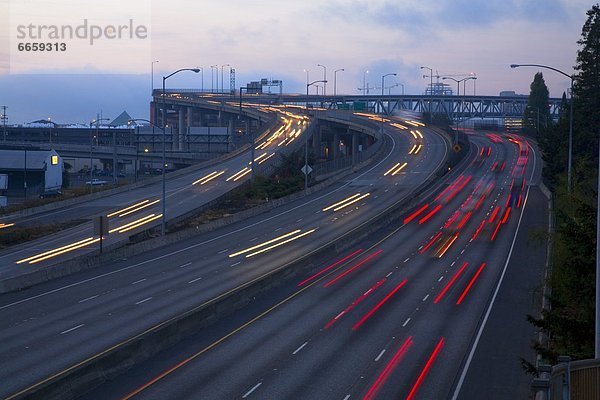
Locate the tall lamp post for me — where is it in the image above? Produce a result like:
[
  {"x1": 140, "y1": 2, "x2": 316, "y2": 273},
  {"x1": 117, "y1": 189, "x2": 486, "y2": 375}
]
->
[
  {"x1": 381, "y1": 73, "x2": 397, "y2": 115},
  {"x1": 421, "y1": 66, "x2": 433, "y2": 116},
  {"x1": 210, "y1": 65, "x2": 218, "y2": 92},
  {"x1": 317, "y1": 64, "x2": 327, "y2": 96},
  {"x1": 363, "y1": 70, "x2": 369, "y2": 95},
  {"x1": 198, "y1": 67, "x2": 204, "y2": 92},
  {"x1": 442, "y1": 76, "x2": 475, "y2": 134},
  {"x1": 306, "y1": 79, "x2": 327, "y2": 190},
  {"x1": 221, "y1": 64, "x2": 230, "y2": 93},
  {"x1": 334, "y1": 68, "x2": 344, "y2": 99},
  {"x1": 89, "y1": 116, "x2": 110, "y2": 193},
  {"x1": 510, "y1": 63, "x2": 574, "y2": 193},
  {"x1": 162, "y1": 68, "x2": 200, "y2": 235},
  {"x1": 128, "y1": 118, "x2": 156, "y2": 182}
]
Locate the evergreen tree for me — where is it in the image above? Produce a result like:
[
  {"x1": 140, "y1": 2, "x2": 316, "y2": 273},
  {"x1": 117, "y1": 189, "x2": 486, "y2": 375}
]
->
[{"x1": 523, "y1": 72, "x2": 551, "y2": 137}]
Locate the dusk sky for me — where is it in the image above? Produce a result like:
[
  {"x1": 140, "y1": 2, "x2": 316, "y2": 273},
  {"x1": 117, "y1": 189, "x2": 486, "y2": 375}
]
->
[{"x1": 0, "y1": 0, "x2": 592, "y2": 124}]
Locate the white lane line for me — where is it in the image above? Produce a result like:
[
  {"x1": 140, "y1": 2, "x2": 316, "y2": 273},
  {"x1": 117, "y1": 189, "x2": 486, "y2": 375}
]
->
[
  {"x1": 403, "y1": 318, "x2": 411, "y2": 327},
  {"x1": 296, "y1": 218, "x2": 303, "y2": 222},
  {"x1": 343, "y1": 396, "x2": 351, "y2": 400},
  {"x1": 438, "y1": 276, "x2": 444, "y2": 282},
  {"x1": 231, "y1": 262, "x2": 241, "y2": 267},
  {"x1": 218, "y1": 249, "x2": 229, "y2": 254},
  {"x1": 292, "y1": 341, "x2": 308, "y2": 355},
  {"x1": 78, "y1": 295, "x2": 99, "y2": 303},
  {"x1": 250, "y1": 237, "x2": 258, "y2": 242},
  {"x1": 275, "y1": 227, "x2": 282, "y2": 232},
  {"x1": 386, "y1": 271, "x2": 393, "y2": 278},
  {"x1": 404, "y1": 258, "x2": 410, "y2": 263},
  {"x1": 242, "y1": 382, "x2": 262, "y2": 398},
  {"x1": 178, "y1": 262, "x2": 192, "y2": 268},
  {"x1": 188, "y1": 277, "x2": 202, "y2": 284},
  {"x1": 135, "y1": 297, "x2": 152, "y2": 305},
  {"x1": 422, "y1": 294, "x2": 430, "y2": 302},
  {"x1": 61, "y1": 324, "x2": 84, "y2": 334},
  {"x1": 375, "y1": 349, "x2": 386, "y2": 362},
  {"x1": 131, "y1": 278, "x2": 146, "y2": 285},
  {"x1": 451, "y1": 261, "x2": 456, "y2": 267}
]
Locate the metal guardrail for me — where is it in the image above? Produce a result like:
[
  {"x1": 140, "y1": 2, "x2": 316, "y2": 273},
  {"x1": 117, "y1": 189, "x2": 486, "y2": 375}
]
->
[{"x1": 533, "y1": 357, "x2": 600, "y2": 400}]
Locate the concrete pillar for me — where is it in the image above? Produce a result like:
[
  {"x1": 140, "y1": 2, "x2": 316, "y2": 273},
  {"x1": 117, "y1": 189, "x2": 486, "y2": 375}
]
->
[
  {"x1": 333, "y1": 132, "x2": 340, "y2": 160},
  {"x1": 313, "y1": 126, "x2": 322, "y2": 157},
  {"x1": 352, "y1": 131, "x2": 359, "y2": 164},
  {"x1": 177, "y1": 108, "x2": 185, "y2": 151},
  {"x1": 228, "y1": 119, "x2": 234, "y2": 152}
]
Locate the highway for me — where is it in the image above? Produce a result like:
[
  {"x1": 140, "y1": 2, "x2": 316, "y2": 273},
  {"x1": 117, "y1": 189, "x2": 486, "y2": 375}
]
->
[
  {"x1": 0, "y1": 115, "x2": 451, "y2": 398},
  {"x1": 0, "y1": 108, "x2": 310, "y2": 277},
  {"x1": 79, "y1": 132, "x2": 540, "y2": 399}
]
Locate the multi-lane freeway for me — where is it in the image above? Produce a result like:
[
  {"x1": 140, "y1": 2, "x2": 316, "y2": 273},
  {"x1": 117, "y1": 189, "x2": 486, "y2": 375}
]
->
[
  {"x1": 0, "y1": 113, "x2": 454, "y2": 398},
  {"x1": 84, "y1": 132, "x2": 540, "y2": 399},
  {"x1": 0, "y1": 105, "x2": 546, "y2": 400}
]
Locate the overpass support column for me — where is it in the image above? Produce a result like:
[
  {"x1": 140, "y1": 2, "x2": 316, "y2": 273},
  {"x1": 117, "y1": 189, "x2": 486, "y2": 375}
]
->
[
  {"x1": 228, "y1": 119, "x2": 234, "y2": 152},
  {"x1": 332, "y1": 132, "x2": 340, "y2": 160},
  {"x1": 313, "y1": 126, "x2": 322, "y2": 157},
  {"x1": 352, "y1": 131, "x2": 359, "y2": 165},
  {"x1": 185, "y1": 107, "x2": 193, "y2": 151},
  {"x1": 177, "y1": 108, "x2": 185, "y2": 151}
]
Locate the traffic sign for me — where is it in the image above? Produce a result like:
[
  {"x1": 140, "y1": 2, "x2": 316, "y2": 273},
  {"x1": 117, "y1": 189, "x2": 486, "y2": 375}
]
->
[{"x1": 301, "y1": 165, "x2": 313, "y2": 175}]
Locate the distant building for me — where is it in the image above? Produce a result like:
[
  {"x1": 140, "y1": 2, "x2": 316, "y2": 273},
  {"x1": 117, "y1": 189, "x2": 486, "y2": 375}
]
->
[
  {"x1": 0, "y1": 149, "x2": 63, "y2": 197},
  {"x1": 499, "y1": 90, "x2": 527, "y2": 97}
]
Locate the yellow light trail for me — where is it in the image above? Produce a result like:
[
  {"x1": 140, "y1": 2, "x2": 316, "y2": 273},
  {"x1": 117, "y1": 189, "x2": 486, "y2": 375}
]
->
[
  {"x1": 119, "y1": 199, "x2": 161, "y2": 217},
  {"x1": 254, "y1": 153, "x2": 268, "y2": 163},
  {"x1": 384, "y1": 162, "x2": 408, "y2": 176},
  {"x1": 193, "y1": 171, "x2": 225, "y2": 186},
  {"x1": 233, "y1": 168, "x2": 252, "y2": 182},
  {"x1": 229, "y1": 229, "x2": 302, "y2": 258},
  {"x1": 118, "y1": 214, "x2": 163, "y2": 233},
  {"x1": 332, "y1": 193, "x2": 371, "y2": 212},
  {"x1": 390, "y1": 123, "x2": 408, "y2": 130},
  {"x1": 109, "y1": 214, "x2": 157, "y2": 234},
  {"x1": 408, "y1": 144, "x2": 417, "y2": 155},
  {"x1": 0, "y1": 223, "x2": 15, "y2": 229},
  {"x1": 16, "y1": 237, "x2": 98, "y2": 264},
  {"x1": 226, "y1": 167, "x2": 250, "y2": 182},
  {"x1": 27, "y1": 238, "x2": 101, "y2": 264},
  {"x1": 410, "y1": 130, "x2": 418, "y2": 139},
  {"x1": 405, "y1": 120, "x2": 421, "y2": 127},
  {"x1": 323, "y1": 193, "x2": 362, "y2": 211},
  {"x1": 258, "y1": 153, "x2": 275, "y2": 164},
  {"x1": 107, "y1": 200, "x2": 150, "y2": 218},
  {"x1": 245, "y1": 229, "x2": 317, "y2": 258},
  {"x1": 437, "y1": 233, "x2": 459, "y2": 258},
  {"x1": 414, "y1": 144, "x2": 424, "y2": 155},
  {"x1": 410, "y1": 120, "x2": 426, "y2": 127},
  {"x1": 416, "y1": 130, "x2": 424, "y2": 138}
]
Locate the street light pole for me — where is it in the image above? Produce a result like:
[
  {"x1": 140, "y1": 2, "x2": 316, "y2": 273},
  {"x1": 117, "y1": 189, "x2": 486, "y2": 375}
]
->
[
  {"x1": 210, "y1": 65, "x2": 218, "y2": 92},
  {"x1": 421, "y1": 66, "x2": 433, "y2": 117},
  {"x1": 305, "y1": 79, "x2": 327, "y2": 190},
  {"x1": 317, "y1": 64, "x2": 327, "y2": 96},
  {"x1": 162, "y1": 68, "x2": 200, "y2": 235},
  {"x1": 363, "y1": 70, "x2": 369, "y2": 95},
  {"x1": 334, "y1": 68, "x2": 344, "y2": 99},
  {"x1": 510, "y1": 63, "x2": 574, "y2": 193},
  {"x1": 381, "y1": 73, "x2": 397, "y2": 115},
  {"x1": 221, "y1": 64, "x2": 230, "y2": 93}
]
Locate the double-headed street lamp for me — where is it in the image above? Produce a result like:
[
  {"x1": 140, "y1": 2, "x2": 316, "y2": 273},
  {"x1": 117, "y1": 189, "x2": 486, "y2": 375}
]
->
[
  {"x1": 128, "y1": 118, "x2": 156, "y2": 182},
  {"x1": 317, "y1": 64, "x2": 327, "y2": 96},
  {"x1": 305, "y1": 79, "x2": 327, "y2": 190},
  {"x1": 421, "y1": 66, "x2": 434, "y2": 116},
  {"x1": 162, "y1": 68, "x2": 201, "y2": 235},
  {"x1": 510, "y1": 63, "x2": 574, "y2": 193}
]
